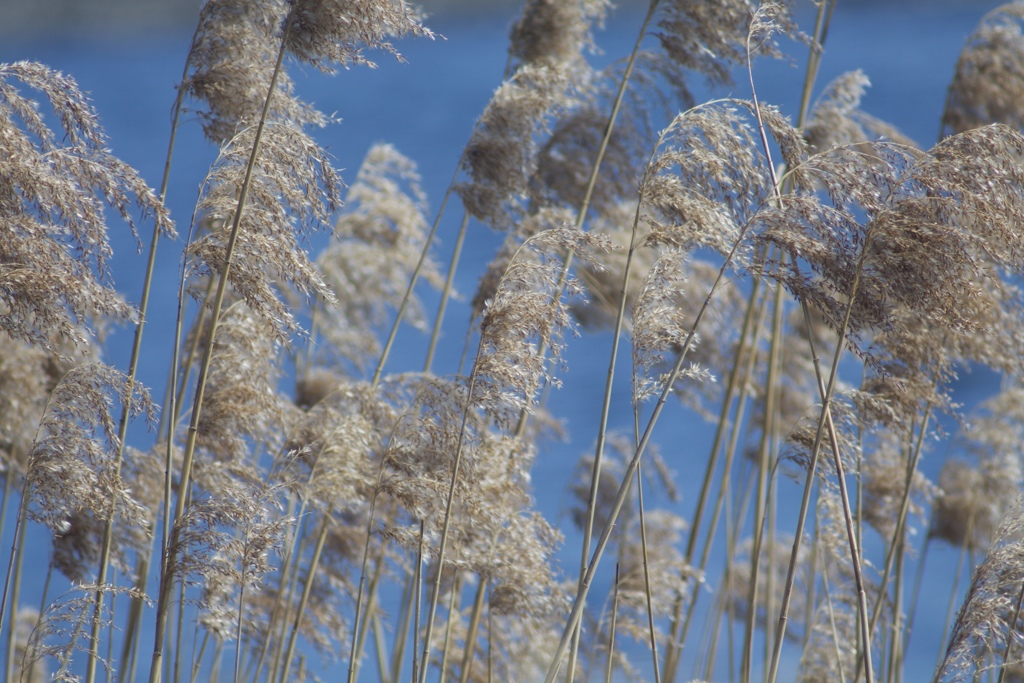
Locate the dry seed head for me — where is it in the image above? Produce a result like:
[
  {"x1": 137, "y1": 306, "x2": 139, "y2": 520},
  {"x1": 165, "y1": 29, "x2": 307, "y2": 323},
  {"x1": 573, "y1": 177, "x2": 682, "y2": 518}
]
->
[
  {"x1": 317, "y1": 144, "x2": 440, "y2": 371},
  {"x1": 285, "y1": 403, "x2": 379, "y2": 514},
  {"x1": 474, "y1": 226, "x2": 611, "y2": 420},
  {"x1": 570, "y1": 201, "x2": 653, "y2": 331},
  {"x1": 630, "y1": 249, "x2": 716, "y2": 405},
  {"x1": 185, "y1": 0, "x2": 323, "y2": 143},
  {"x1": 26, "y1": 363, "x2": 153, "y2": 537},
  {"x1": 285, "y1": 0, "x2": 432, "y2": 71},
  {"x1": 942, "y1": 1, "x2": 1024, "y2": 137},
  {"x1": 534, "y1": 100, "x2": 648, "y2": 219},
  {"x1": 459, "y1": 65, "x2": 585, "y2": 230},
  {"x1": 509, "y1": 0, "x2": 609, "y2": 68},
  {"x1": 0, "y1": 333, "x2": 85, "y2": 473},
  {"x1": 653, "y1": 0, "x2": 756, "y2": 102},
  {"x1": 861, "y1": 431, "x2": 935, "y2": 539},
  {"x1": 0, "y1": 62, "x2": 172, "y2": 352},
  {"x1": 932, "y1": 385, "x2": 1024, "y2": 550},
  {"x1": 189, "y1": 122, "x2": 340, "y2": 337},
  {"x1": 804, "y1": 70, "x2": 917, "y2": 154},
  {"x1": 459, "y1": 0, "x2": 602, "y2": 230},
  {"x1": 937, "y1": 495, "x2": 1024, "y2": 681},
  {"x1": 641, "y1": 103, "x2": 777, "y2": 263},
  {"x1": 192, "y1": 303, "x2": 288, "y2": 468}
]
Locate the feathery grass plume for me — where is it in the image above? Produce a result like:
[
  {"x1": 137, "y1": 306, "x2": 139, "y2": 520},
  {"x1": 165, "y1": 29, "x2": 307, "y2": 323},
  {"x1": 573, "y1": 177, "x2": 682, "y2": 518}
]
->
[
  {"x1": 21, "y1": 584, "x2": 147, "y2": 681},
  {"x1": 25, "y1": 363, "x2": 153, "y2": 542},
  {"x1": 936, "y1": 495, "x2": 1024, "y2": 681},
  {"x1": 783, "y1": 392, "x2": 861, "y2": 480},
  {"x1": 316, "y1": 144, "x2": 442, "y2": 372},
  {"x1": 535, "y1": 1, "x2": 796, "y2": 225},
  {"x1": 641, "y1": 102, "x2": 788, "y2": 262},
  {"x1": 0, "y1": 333, "x2": 82, "y2": 475},
  {"x1": 51, "y1": 508, "x2": 150, "y2": 585},
  {"x1": 11, "y1": 607, "x2": 47, "y2": 683},
  {"x1": 186, "y1": 302, "x2": 288, "y2": 472},
  {"x1": 188, "y1": 122, "x2": 340, "y2": 338},
  {"x1": 0, "y1": 61, "x2": 173, "y2": 352},
  {"x1": 630, "y1": 249, "x2": 721, "y2": 406},
  {"x1": 804, "y1": 70, "x2": 917, "y2": 154},
  {"x1": 533, "y1": 99, "x2": 651, "y2": 221},
  {"x1": 284, "y1": 382, "x2": 387, "y2": 514},
  {"x1": 931, "y1": 460, "x2": 998, "y2": 551},
  {"x1": 195, "y1": 485, "x2": 290, "y2": 661},
  {"x1": 569, "y1": 201, "x2": 655, "y2": 331},
  {"x1": 931, "y1": 385, "x2": 1024, "y2": 550},
  {"x1": 651, "y1": 0, "x2": 794, "y2": 106},
  {"x1": 443, "y1": 432, "x2": 564, "y2": 622},
  {"x1": 171, "y1": 478, "x2": 288, "y2": 612},
  {"x1": 284, "y1": 0, "x2": 433, "y2": 71},
  {"x1": 613, "y1": 510, "x2": 692, "y2": 642},
  {"x1": 569, "y1": 444, "x2": 630, "y2": 539},
  {"x1": 379, "y1": 377, "x2": 492, "y2": 550},
  {"x1": 760, "y1": 123, "x2": 1024, "y2": 377},
  {"x1": 457, "y1": 0, "x2": 607, "y2": 230},
  {"x1": 382, "y1": 378, "x2": 557, "y2": 580},
  {"x1": 860, "y1": 431, "x2": 935, "y2": 540},
  {"x1": 183, "y1": 0, "x2": 323, "y2": 144},
  {"x1": 472, "y1": 226, "x2": 611, "y2": 422},
  {"x1": 942, "y1": 1, "x2": 1024, "y2": 138},
  {"x1": 470, "y1": 206, "x2": 575, "y2": 319}
]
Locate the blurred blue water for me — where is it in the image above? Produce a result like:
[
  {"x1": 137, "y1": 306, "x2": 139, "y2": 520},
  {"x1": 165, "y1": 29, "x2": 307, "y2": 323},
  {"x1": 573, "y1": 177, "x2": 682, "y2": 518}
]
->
[{"x1": 0, "y1": 1, "x2": 1010, "y2": 680}]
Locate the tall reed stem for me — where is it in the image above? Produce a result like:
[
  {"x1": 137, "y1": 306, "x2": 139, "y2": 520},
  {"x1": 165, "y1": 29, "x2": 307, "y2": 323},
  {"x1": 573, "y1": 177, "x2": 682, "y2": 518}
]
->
[{"x1": 148, "y1": 12, "x2": 296, "y2": 682}]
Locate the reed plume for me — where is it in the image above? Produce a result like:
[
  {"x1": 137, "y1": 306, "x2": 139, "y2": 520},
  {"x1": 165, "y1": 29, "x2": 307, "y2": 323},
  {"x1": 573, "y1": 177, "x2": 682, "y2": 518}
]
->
[{"x1": 6, "y1": 1, "x2": 1024, "y2": 681}]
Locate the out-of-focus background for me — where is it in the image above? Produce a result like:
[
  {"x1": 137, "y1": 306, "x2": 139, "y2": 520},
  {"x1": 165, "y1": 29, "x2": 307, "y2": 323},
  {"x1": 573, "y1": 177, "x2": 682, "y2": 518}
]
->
[{"x1": 0, "y1": 0, "x2": 1012, "y2": 680}]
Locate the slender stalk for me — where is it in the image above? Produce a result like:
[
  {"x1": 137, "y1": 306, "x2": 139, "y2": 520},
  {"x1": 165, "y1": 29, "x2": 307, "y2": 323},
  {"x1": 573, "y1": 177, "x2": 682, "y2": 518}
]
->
[
  {"x1": 439, "y1": 573, "x2": 462, "y2": 682},
  {"x1": 741, "y1": 255, "x2": 785, "y2": 683},
  {"x1": 411, "y1": 523, "x2": 425, "y2": 683},
  {"x1": 372, "y1": 611, "x2": 389, "y2": 683},
  {"x1": 190, "y1": 631, "x2": 209, "y2": 683},
  {"x1": 418, "y1": 349, "x2": 484, "y2": 683},
  {"x1": 3, "y1": 514, "x2": 26, "y2": 683},
  {"x1": 424, "y1": 210, "x2": 470, "y2": 372},
  {"x1": 996, "y1": 577, "x2": 1024, "y2": 683},
  {"x1": 232, "y1": 544, "x2": 249, "y2": 683},
  {"x1": 389, "y1": 570, "x2": 417, "y2": 683},
  {"x1": 663, "y1": 277, "x2": 763, "y2": 680},
  {"x1": 85, "y1": 21, "x2": 196, "y2": 683},
  {"x1": 933, "y1": 534, "x2": 973, "y2": 674},
  {"x1": 350, "y1": 555, "x2": 385, "y2": 683},
  {"x1": 148, "y1": 12, "x2": 297, "y2": 681},
  {"x1": 900, "y1": 534, "x2": 932, "y2": 667},
  {"x1": 279, "y1": 511, "x2": 331, "y2": 683},
  {"x1": 0, "y1": 478, "x2": 33, "y2": 651},
  {"x1": 604, "y1": 564, "x2": 621, "y2": 683},
  {"x1": 459, "y1": 579, "x2": 487, "y2": 683},
  {"x1": 633, "y1": 462, "x2": 661, "y2": 683},
  {"x1": 545, "y1": 208, "x2": 757, "y2": 682}
]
